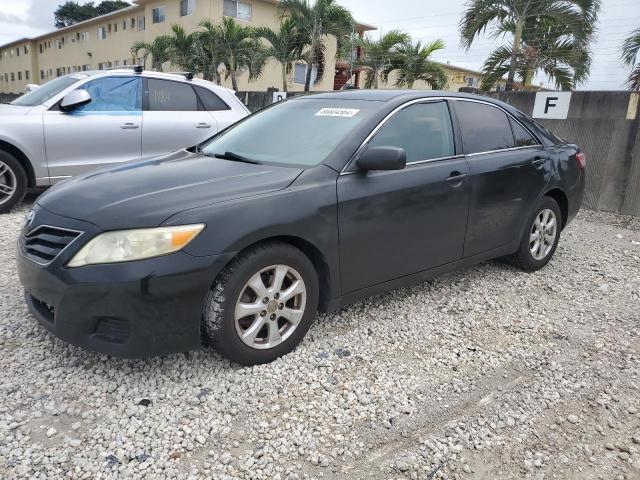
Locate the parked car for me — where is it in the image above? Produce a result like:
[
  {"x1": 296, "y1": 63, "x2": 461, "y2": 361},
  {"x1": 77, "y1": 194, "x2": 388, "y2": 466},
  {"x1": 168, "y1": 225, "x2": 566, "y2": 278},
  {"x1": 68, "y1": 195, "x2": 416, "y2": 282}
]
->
[
  {"x1": 17, "y1": 90, "x2": 585, "y2": 365},
  {"x1": 0, "y1": 68, "x2": 250, "y2": 213}
]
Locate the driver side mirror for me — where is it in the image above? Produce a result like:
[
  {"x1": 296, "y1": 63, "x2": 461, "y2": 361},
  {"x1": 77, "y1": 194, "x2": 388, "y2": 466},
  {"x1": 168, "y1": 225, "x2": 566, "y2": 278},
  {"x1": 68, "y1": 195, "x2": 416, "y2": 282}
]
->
[
  {"x1": 357, "y1": 146, "x2": 407, "y2": 172},
  {"x1": 60, "y1": 89, "x2": 92, "y2": 112}
]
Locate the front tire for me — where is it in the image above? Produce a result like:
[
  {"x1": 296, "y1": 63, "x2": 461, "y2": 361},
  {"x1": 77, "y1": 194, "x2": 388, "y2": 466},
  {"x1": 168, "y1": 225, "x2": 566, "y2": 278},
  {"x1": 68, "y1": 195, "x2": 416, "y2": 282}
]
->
[
  {"x1": 202, "y1": 242, "x2": 319, "y2": 365},
  {"x1": 0, "y1": 151, "x2": 28, "y2": 214},
  {"x1": 508, "y1": 196, "x2": 562, "y2": 271}
]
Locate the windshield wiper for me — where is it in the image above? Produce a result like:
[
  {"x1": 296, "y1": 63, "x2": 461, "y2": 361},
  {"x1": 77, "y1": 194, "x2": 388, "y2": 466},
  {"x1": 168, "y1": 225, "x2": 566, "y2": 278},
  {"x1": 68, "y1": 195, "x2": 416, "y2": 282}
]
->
[{"x1": 212, "y1": 151, "x2": 261, "y2": 165}]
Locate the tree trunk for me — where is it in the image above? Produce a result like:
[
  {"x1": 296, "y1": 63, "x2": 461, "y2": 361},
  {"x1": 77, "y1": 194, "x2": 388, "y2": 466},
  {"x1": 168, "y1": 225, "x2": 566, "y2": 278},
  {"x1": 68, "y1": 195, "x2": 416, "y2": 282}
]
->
[
  {"x1": 231, "y1": 71, "x2": 239, "y2": 91},
  {"x1": 506, "y1": 20, "x2": 523, "y2": 92},
  {"x1": 282, "y1": 65, "x2": 288, "y2": 92},
  {"x1": 374, "y1": 68, "x2": 379, "y2": 89},
  {"x1": 304, "y1": 61, "x2": 313, "y2": 93},
  {"x1": 523, "y1": 69, "x2": 533, "y2": 90}
]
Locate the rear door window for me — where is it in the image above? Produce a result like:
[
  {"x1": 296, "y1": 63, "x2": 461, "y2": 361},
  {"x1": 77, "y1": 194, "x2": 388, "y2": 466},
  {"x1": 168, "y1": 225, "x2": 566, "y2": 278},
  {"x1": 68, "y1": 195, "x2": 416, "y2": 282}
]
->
[
  {"x1": 509, "y1": 117, "x2": 538, "y2": 147},
  {"x1": 367, "y1": 101, "x2": 455, "y2": 163},
  {"x1": 147, "y1": 78, "x2": 198, "y2": 111},
  {"x1": 194, "y1": 86, "x2": 230, "y2": 111},
  {"x1": 456, "y1": 101, "x2": 515, "y2": 154}
]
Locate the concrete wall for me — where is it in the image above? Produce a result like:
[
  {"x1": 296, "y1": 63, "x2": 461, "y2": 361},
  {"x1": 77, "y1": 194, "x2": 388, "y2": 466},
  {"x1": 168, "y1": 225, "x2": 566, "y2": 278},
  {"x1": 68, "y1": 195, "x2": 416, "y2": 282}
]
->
[{"x1": 486, "y1": 91, "x2": 640, "y2": 217}]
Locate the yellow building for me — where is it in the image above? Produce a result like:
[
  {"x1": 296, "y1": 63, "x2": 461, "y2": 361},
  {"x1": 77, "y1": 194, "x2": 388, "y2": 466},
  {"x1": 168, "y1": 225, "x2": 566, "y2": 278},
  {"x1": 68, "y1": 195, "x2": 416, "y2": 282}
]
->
[
  {"x1": 0, "y1": 0, "x2": 503, "y2": 95},
  {"x1": 0, "y1": 0, "x2": 361, "y2": 94}
]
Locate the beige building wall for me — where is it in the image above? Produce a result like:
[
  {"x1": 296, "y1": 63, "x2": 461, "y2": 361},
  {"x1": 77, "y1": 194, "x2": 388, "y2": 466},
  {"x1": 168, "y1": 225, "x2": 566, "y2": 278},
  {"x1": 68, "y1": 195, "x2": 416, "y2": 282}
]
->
[
  {"x1": 371, "y1": 64, "x2": 507, "y2": 93},
  {"x1": 0, "y1": 40, "x2": 38, "y2": 93},
  {"x1": 0, "y1": 0, "x2": 336, "y2": 94}
]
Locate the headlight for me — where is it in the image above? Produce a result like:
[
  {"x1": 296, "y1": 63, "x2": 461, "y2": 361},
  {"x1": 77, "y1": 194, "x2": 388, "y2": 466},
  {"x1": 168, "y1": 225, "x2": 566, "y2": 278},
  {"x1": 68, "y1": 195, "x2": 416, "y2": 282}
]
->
[{"x1": 67, "y1": 224, "x2": 205, "y2": 267}]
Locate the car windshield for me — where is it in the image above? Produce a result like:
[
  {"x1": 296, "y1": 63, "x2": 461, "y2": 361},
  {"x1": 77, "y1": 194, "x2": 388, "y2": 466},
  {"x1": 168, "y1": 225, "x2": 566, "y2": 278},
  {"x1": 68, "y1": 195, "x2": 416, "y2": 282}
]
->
[
  {"x1": 200, "y1": 99, "x2": 376, "y2": 167},
  {"x1": 11, "y1": 74, "x2": 88, "y2": 107}
]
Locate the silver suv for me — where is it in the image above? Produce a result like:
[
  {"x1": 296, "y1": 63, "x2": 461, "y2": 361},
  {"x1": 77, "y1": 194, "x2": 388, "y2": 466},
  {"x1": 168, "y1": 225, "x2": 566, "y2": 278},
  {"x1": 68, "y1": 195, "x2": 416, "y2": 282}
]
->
[{"x1": 0, "y1": 68, "x2": 250, "y2": 212}]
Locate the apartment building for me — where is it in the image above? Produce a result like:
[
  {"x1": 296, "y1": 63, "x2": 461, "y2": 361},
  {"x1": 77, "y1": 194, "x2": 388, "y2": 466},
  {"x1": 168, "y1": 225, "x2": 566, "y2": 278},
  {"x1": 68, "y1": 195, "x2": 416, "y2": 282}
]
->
[
  {"x1": 0, "y1": 0, "x2": 505, "y2": 95},
  {"x1": 0, "y1": 0, "x2": 358, "y2": 94}
]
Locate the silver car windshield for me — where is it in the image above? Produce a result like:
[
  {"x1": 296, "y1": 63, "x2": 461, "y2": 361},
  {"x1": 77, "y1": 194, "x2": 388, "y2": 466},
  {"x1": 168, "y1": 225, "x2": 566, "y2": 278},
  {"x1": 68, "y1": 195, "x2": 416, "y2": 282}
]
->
[
  {"x1": 11, "y1": 74, "x2": 88, "y2": 107},
  {"x1": 201, "y1": 99, "x2": 376, "y2": 167}
]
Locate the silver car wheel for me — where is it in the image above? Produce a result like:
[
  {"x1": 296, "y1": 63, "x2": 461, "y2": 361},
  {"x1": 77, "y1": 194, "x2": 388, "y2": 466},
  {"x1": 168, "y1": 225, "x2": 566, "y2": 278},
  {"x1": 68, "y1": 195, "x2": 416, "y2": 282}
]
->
[
  {"x1": 529, "y1": 208, "x2": 557, "y2": 260},
  {"x1": 0, "y1": 161, "x2": 17, "y2": 206},
  {"x1": 234, "y1": 264, "x2": 307, "y2": 350}
]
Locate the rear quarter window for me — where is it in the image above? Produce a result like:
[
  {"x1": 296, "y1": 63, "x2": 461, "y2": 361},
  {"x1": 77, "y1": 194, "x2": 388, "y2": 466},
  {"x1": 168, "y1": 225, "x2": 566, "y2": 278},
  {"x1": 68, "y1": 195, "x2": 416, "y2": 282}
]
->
[{"x1": 195, "y1": 86, "x2": 230, "y2": 111}]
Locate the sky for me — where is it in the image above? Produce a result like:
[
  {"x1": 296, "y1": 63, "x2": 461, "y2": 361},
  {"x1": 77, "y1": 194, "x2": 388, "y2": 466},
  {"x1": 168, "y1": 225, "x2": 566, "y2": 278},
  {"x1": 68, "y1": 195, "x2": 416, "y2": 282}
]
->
[{"x1": 0, "y1": 0, "x2": 638, "y2": 90}]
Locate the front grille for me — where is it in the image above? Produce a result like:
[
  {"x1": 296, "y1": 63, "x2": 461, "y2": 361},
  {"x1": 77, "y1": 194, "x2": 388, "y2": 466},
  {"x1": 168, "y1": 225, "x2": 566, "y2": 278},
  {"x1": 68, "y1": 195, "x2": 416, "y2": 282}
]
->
[{"x1": 20, "y1": 225, "x2": 82, "y2": 265}]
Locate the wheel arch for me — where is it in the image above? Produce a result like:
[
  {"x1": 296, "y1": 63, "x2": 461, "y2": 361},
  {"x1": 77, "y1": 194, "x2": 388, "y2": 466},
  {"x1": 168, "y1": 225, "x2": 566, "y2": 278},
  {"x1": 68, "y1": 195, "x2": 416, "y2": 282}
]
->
[
  {"x1": 0, "y1": 139, "x2": 36, "y2": 189},
  {"x1": 544, "y1": 188, "x2": 569, "y2": 229},
  {"x1": 219, "y1": 235, "x2": 334, "y2": 312}
]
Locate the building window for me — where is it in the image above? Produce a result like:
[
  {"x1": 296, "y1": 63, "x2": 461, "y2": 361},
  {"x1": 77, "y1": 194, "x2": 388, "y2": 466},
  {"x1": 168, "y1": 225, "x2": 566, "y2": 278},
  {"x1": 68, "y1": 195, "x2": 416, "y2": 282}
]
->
[
  {"x1": 11, "y1": 73, "x2": 15, "y2": 81},
  {"x1": 18, "y1": 72, "x2": 22, "y2": 81},
  {"x1": 293, "y1": 63, "x2": 317, "y2": 85},
  {"x1": 137, "y1": 16, "x2": 145, "y2": 31},
  {"x1": 223, "y1": 0, "x2": 251, "y2": 21},
  {"x1": 81, "y1": 32, "x2": 89, "y2": 42},
  {"x1": 40, "y1": 70, "x2": 45, "y2": 80},
  {"x1": 122, "y1": 20, "x2": 127, "y2": 30},
  {"x1": 152, "y1": 7, "x2": 166, "y2": 24},
  {"x1": 180, "y1": 0, "x2": 195, "y2": 16},
  {"x1": 98, "y1": 27, "x2": 107, "y2": 40},
  {"x1": 83, "y1": 64, "x2": 90, "y2": 71},
  {"x1": 16, "y1": 47, "x2": 20, "y2": 56},
  {"x1": 24, "y1": 45, "x2": 28, "y2": 54},
  {"x1": 25, "y1": 70, "x2": 30, "y2": 80},
  {"x1": 113, "y1": 23, "x2": 118, "y2": 32},
  {"x1": 56, "y1": 39, "x2": 62, "y2": 49},
  {"x1": 39, "y1": 44, "x2": 43, "y2": 54}
]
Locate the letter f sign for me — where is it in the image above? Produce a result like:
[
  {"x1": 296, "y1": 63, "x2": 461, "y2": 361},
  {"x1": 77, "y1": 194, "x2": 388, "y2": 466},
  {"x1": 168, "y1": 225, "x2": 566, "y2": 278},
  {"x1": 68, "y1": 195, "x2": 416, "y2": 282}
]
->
[{"x1": 544, "y1": 96, "x2": 558, "y2": 114}]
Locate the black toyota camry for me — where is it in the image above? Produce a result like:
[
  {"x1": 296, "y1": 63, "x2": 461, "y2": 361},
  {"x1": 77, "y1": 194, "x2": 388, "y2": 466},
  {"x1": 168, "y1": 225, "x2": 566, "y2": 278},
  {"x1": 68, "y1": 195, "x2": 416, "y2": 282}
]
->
[{"x1": 17, "y1": 90, "x2": 585, "y2": 365}]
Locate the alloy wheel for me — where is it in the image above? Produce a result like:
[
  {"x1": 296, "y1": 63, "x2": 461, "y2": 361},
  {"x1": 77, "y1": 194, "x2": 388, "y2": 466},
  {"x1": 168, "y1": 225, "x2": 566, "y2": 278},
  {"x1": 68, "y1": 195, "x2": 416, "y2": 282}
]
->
[
  {"x1": 0, "y1": 161, "x2": 17, "y2": 206},
  {"x1": 529, "y1": 208, "x2": 557, "y2": 260},
  {"x1": 234, "y1": 264, "x2": 307, "y2": 350}
]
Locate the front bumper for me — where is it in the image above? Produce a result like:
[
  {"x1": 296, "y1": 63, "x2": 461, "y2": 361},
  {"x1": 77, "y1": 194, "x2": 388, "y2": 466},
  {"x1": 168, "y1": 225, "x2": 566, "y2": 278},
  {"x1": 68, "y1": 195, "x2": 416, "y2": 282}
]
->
[{"x1": 17, "y1": 206, "x2": 233, "y2": 358}]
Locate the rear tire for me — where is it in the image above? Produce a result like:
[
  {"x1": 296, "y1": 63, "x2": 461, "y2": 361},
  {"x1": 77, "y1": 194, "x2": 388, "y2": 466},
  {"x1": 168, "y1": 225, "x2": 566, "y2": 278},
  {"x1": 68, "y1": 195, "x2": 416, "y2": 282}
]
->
[
  {"x1": 508, "y1": 196, "x2": 562, "y2": 271},
  {"x1": 0, "y1": 151, "x2": 27, "y2": 214},
  {"x1": 202, "y1": 242, "x2": 319, "y2": 366}
]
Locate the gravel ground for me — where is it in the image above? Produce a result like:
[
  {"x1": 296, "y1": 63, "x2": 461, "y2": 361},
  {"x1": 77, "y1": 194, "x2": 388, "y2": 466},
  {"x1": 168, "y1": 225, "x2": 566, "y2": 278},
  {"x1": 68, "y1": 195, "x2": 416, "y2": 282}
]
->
[{"x1": 1, "y1": 202, "x2": 639, "y2": 480}]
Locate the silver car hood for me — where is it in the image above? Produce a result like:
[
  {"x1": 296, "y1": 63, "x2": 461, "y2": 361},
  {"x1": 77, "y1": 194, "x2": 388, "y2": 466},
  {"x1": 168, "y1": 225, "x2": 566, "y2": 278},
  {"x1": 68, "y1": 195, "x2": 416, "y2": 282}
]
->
[{"x1": 0, "y1": 104, "x2": 33, "y2": 115}]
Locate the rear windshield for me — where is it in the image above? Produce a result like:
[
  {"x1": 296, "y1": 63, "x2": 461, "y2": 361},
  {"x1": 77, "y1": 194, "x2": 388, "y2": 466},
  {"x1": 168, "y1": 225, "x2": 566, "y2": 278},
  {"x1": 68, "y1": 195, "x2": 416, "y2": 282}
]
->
[
  {"x1": 201, "y1": 99, "x2": 378, "y2": 167},
  {"x1": 11, "y1": 74, "x2": 87, "y2": 107}
]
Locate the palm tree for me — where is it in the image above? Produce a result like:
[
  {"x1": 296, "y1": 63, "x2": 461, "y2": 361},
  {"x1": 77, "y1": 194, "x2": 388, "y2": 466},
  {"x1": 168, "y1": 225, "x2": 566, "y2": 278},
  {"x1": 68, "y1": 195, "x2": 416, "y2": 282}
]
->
[
  {"x1": 341, "y1": 30, "x2": 410, "y2": 89},
  {"x1": 166, "y1": 24, "x2": 198, "y2": 72},
  {"x1": 255, "y1": 18, "x2": 308, "y2": 92},
  {"x1": 278, "y1": 0, "x2": 354, "y2": 92},
  {"x1": 383, "y1": 39, "x2": 448, "y2": 89},
  {"x1": 199, "y1": 17, "x2": 265, "y2": 91},
  {"x1": 130, "y1": 35, "x2": 172, "y2": 71},
  {"x1": 479, "y1": 18, "x2": 593, "y2": 91},
  {"x1": 194, "y1": 20, "x2": 226, "y2": 83},
  {"x1": 621, "y1": 27, "x2": 640, "y2": 91},
  {"x1": 460, "y1": 0, "x2": 600, "y2": 91}
]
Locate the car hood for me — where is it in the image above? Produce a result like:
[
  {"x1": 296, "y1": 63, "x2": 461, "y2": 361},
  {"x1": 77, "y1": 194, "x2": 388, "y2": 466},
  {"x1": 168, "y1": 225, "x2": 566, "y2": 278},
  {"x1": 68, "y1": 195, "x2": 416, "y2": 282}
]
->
[
  {"x1": 0, "y1": 104, "x2": 32, "y2": 114},
  {"x1": 37, "y1": 150, "x2": 303, "y2": 230}
]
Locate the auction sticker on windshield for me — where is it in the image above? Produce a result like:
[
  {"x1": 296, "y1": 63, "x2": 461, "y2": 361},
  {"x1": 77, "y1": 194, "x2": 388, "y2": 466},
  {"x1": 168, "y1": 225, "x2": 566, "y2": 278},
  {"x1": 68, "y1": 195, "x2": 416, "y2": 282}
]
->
[{"x1": 315, "y1": 108, "x2": 360, "y2": 117}]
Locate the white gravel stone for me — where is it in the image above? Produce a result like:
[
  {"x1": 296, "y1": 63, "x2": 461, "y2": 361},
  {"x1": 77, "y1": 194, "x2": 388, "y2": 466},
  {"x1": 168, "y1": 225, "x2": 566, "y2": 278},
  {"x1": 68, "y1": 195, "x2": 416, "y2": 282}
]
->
[{"x1": 0, "y1": 205, "x2": 639, "y2": 479}]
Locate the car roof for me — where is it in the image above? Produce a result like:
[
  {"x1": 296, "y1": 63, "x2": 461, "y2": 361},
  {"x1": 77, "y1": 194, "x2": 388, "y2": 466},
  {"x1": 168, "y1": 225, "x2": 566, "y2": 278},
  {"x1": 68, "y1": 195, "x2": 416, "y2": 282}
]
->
[
  {"x1": 75, "y1": 69, "x2": 235, "y2": 94},
  {"x1": 302, "y1": 89, "x2": 512, "y2": 105}
]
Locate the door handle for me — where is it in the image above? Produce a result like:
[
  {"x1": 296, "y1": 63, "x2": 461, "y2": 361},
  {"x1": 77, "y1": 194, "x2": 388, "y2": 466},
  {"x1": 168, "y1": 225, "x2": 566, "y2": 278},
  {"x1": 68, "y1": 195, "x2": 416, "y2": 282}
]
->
[
  {"x1": 196, "y1": 122, "x2": 212, "y2": 129},
  {"x1": 445, "y1": 171, "x2": 468, "y2": 188},
  {"x1": 120, "y1": 123, "x2": 139, "y2": 130}
]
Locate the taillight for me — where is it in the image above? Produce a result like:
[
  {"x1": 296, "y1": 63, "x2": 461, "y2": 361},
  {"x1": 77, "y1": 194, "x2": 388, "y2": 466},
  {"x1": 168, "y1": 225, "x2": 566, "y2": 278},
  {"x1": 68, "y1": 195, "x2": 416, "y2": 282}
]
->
[{"x1": 576, "y1": 151, "x2": 586, "y2": 169}]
